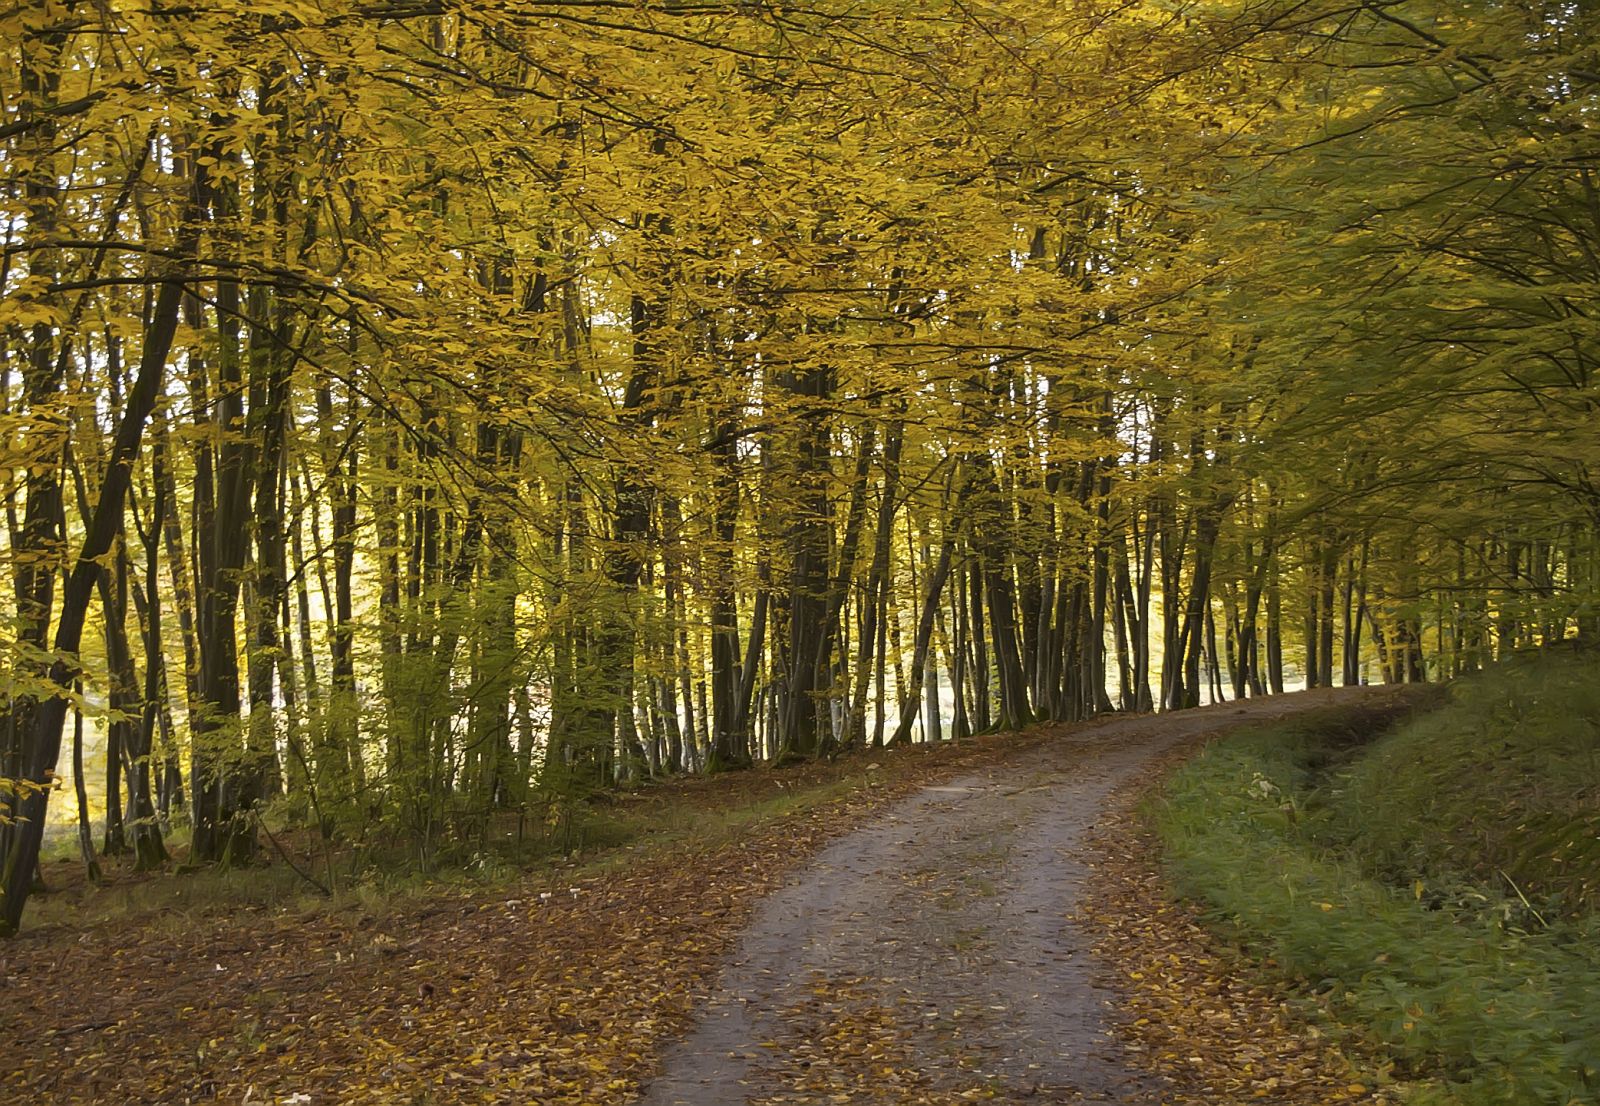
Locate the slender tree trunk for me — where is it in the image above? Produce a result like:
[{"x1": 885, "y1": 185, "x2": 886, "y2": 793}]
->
[
  {"x1": 1318, "y1": 543, "x2": 1338, "y2": 688},
  {"x1": 888, "y1": 540, "x2": 954, "y2": 746},
  {"x1": 707, "y1": 415, "x2": 749, "y2": 770},
  {"x1": 1112, "y1": 535, "x2": 1136, "y2": 710},
  {"x1": 966, "y1": 555, "x2": 991, "y2": 732},
  {"x1": 850, "y1": 425, "x2": 902, "y2": 748},
  {"x1": 1266, "y1": 566, "x2": 1285, "y2": 694},
  {"x1": 71, "y1": 691, "x2": 101, "y2": 884}
]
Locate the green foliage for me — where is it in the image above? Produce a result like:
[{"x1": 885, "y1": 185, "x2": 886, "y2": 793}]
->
[
  {"x1": 1152, "y1": 674, "x2": 1600, "y2": 1104},
  {"x1": 23, "y1": 758, "x2": 874, "y2": 934},
  {"x1": 1329, "y1": 649, "x2": 1600, "y2": 919}
]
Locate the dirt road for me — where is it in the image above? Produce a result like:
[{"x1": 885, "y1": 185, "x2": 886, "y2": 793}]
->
[{"x1": 640, "y1": 689, "x2": 1376, "y2": 1105}]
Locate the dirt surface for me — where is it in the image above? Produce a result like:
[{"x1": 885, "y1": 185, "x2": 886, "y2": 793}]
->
[
  {"x1": 0, "y1": 688, "x2": 1388, "y2": 1105},
  {"x1": 0, "y1": 718, "x2": 1087, "y2": 1104},
  {"x1": 641, "y1": 688, "x2": 1386, "y2": 1106}
]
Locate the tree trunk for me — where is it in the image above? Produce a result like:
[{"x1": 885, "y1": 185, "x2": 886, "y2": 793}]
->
[
  {"x1": 888, "y1": 540, "x2": 954, "y2": 746},
  {"x1": 1, "y1": 213, "x2": 193, "y2": 932}
]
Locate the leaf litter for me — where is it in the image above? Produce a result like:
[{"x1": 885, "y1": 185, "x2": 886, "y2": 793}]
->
[
  {"x1": 3, "y1": 690, "x2": 1397, "y2": 1105},
  {"x1": 1078, "y1": 741, "x2": 1399, "y2": 1105},
  {"x1": 1, "y1": 734, "x2": 1054, "y2": 1104}
]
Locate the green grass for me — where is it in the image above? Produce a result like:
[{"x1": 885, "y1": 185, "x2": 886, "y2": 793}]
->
[
  {"x1": 1151, "y1": 656, "x2": 1600, "y2": 1105},
  {"x1": 1330, "y1": 650, "x2": 1600, "y2": 919}
]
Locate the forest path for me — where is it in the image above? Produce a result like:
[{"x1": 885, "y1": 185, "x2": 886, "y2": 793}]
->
[{"x1": 640, "y1": 689, "x2": 1377, "y2": 1106}]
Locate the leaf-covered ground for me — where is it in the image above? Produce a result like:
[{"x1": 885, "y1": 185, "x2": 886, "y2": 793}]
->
[
  {"x1": 4, "y1": 693, "x2": 1405, "y2": 1105},
  {"x1": 642, "y1": 688, "x2": 1401, "y2": 1106},
  {"x1": 1080, "y1": 743, "x2": 1401, "y2": 1105},
  {"x1": 0, "y1": 733, "x2": 1058, "y2": 1105}
]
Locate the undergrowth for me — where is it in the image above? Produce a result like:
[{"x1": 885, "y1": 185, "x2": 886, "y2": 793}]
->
[
  {"x1": 1152, "y1": 655, "x2": 1600, "y2": 1105},
  {"x1": 23, "y1": 764, "x2": 872, "y2": 932},
  {"x1": 1331, "y1": 650, "x2": 1600, "y2": 918}
]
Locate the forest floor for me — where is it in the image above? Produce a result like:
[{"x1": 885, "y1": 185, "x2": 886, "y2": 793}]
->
[
  {"x1": 643, "y1": 687, "x2": 1405, "y2": 1106},
  {"x1": 1, "y1": 689, "x2": 1399, "y2": 1105}
]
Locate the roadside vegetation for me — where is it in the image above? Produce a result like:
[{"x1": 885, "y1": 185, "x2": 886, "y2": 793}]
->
[
  {"x1": 22, "y1": 738, "x2": 963, "y2": 936},
  {"x1": 1152, "y1": 650, "x2": 1600, "y2": 1105}
]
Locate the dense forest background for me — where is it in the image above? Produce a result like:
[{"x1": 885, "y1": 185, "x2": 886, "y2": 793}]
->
[{"x1": 2, "y1": 0, "x2": 1595, "y2": 933}]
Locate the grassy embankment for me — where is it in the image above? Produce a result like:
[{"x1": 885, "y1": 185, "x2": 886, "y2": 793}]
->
[{"x1": 1152, "y1": 650, "x2": 1600, "y2": 1105}]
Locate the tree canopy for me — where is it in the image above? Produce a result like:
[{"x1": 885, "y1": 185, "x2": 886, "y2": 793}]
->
[{"x1": 2, "y1": 0, "x2": 1595, "y2": 933}]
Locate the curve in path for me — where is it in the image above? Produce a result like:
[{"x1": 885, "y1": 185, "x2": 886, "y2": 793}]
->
[{"x1": 641, "y1": 689, "x2": 1376, "y2": 1106}]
